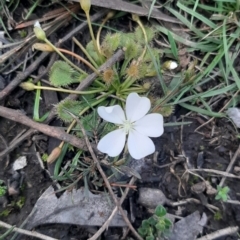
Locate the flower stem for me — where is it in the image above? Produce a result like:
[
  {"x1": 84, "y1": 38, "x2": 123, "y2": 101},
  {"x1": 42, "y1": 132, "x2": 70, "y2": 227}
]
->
[
  {"x1": 121, "y1": 87, "x2": 146, "y2": 93},
  {"x1": 72, "y1": 37, "x2": 99, "y2": 68},
  {"x1": 44, "y1": 38, "x2": 87, "y2": 75},
  {"x1": 58, "y1": 48, "x2": 100, "y2": 75},
  {"x1": 84, "y1": 9, "x2": 102, "y2": 59},
  {"x1": 96, "y1": 11, "x2": 115, "y2": 55},
  {"x1": 132, "y1": 14, "x2": 148, "y2": 62},
  {"x1": 33, "y1": 85, "x2": 104, "y2": 95}
]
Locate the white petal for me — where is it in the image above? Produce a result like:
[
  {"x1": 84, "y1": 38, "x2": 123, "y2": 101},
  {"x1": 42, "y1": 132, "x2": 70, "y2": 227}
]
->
[
  {"x1": 97, "y1": 129, "x2": 126, "y2": 157},
  {"x1": 98, "y1": 105, "x2": 125, "y2": 124},
  {"x1": 34, "y1": 21, "x2": 41, "y2": 28},
  {"x1": 127, "y1": 130, "x2": 155, "y2": 159},
  {"x1": 134, "y1": 113, "x2": 164, "y2": 137},
  {"x1": 126, "y1": 93, "x2": 151, "y2": 122}
]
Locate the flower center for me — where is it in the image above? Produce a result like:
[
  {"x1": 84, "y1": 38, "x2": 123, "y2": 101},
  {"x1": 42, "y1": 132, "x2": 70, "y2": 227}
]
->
[{"x1": 122, "y1": 120, "x2": 133, "y2": 134}]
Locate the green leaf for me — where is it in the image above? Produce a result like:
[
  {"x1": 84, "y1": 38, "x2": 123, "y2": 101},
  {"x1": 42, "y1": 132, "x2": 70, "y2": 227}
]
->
[
  {"x1": 138, "y1": 227, "x2": 148, "y2": 237},
  {"x1": 164, "y1": 218, "x2": 172, "y2": 229},
  {"x1": 57, "y1": 100, "x2": 84, "y2": 123},
  {"x1": 142, "y1": 219, "x2": 150, "y2": 229},
  {"x1": 148, "y1": 216, "x2": 157, "y2": 226},
  {"x1": 134, "y1": 26, "x2": 155, "y2": 44},
  {"x1": 146, "y1": 236, "x2": 155, "y2": 240},
  {"x1": 167, "y1": 31, "x2": 178, "y2": 61},
  {"x1": 155, "y1": 205, "x2": 166, "y2": 217},
  {"x1": 49, "y1": 61, "x2": 80, "y2": 87},
  {"x1": 155, "y1": 222, "x2": 166, "y2": 231},
  {"x1": 179, "y1": 103, "x2": 225, "y2": 117}
]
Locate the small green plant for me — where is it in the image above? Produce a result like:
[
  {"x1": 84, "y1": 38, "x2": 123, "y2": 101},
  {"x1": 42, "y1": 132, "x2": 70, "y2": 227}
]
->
[
  {"x1": 215, "y1": 185, "x2": 230, "y2": 202},
  {"x1": 0, "y1": 180, "x2": 7, "y2": 197},
  {"x1": 41, "y1": 153, "x2": 48, "y2": 162},
  {"x1": 214, "y1": 211, "x2": 223, "y2": 221},
  {"x1": 138, "y1": 205, "x2": 172, "y2": 240}
]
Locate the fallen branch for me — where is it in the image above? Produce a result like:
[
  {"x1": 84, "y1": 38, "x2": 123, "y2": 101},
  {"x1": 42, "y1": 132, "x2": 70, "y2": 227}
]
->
[
  {"x1": 0, "y1": 221, "x2": 58, "y2": 240},
  {"x1": 197, "y1": 226, "x2": 239, "y2": 240},
  {"x1": 189, "y1": 168, "x2": 240, "y2": 179},
  {"x1": 0, "y1": 52, "x2": 49, "y2": 101},
  {"x1": 0, "y1": 106, "x2": 89, "y2": 151}
]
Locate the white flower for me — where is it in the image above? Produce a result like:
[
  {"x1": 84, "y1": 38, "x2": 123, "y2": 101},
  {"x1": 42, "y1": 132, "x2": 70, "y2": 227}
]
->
[{"x1": 97, "y1": 93, "x2": 164, "y2": 159}]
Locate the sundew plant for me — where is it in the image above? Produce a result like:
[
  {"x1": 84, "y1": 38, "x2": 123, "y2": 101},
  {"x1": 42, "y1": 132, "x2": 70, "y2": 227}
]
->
[
  {"x1": 21, "y1": 0, "x2": 179, "y2": 163},
  {"x1": 20, "y1": 0, "x2": 240, "y2": 167}
]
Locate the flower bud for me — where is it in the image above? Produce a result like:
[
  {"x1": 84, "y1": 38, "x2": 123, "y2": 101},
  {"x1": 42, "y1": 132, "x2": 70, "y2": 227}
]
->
[
  {"x1": 20, "y1": 82, "x2": 36, "y2": 91},
  {"x1": 47, "y1": 147, "x2": 62, "y2": 164},
  {"x1": 32, "y1": 43, "x2": 54, "y2": 52},
  {"x1": 33, "y1": 21, "x2": 46, "y2": 41},
  {"x1": 106, "y1": 11, "x2": 115, "y2": 19},
  {"x1": 79, "y1": 0, "x2": 91, "y2": 12},
  {"x1": 162, "y1": 60, "x2": 178, "y2": 70}
]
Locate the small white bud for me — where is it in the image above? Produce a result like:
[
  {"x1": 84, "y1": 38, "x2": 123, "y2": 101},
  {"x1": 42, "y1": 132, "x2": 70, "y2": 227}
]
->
[
  {"x1": 169, "y1": 61, "x2": 178, "y2": 69},
  {"x1": 33, "y1": 21, "x2": 46, "y2": 41},
  {"x1": 34, "y1": 21, "x2": 41, "y2": 28}
]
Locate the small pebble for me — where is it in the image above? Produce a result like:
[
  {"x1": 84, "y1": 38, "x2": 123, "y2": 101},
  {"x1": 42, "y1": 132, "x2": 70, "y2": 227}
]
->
[{"x1": 138, "y1": 188, "x2": 167, "y2": 209}]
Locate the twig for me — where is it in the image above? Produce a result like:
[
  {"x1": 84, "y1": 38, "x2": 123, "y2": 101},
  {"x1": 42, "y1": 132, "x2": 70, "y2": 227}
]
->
[
  {"x1": 71, "y1": 114, "x2": 143, "y2": 240},
  {"x1": 194, "y1": 89, "x2": 240, "y2": 132},
  {"x1": 196, "y1": 226, "x2": 239, "y2": 240},
  {"x1": 69, "y1": 49, "x2": 124, "y2": 99},
  {"x1": 225, "y1": 199, "x2": 240, "y2": 205},
  {"x1": 190, "y1": 168, "x2": 240, "y2": 179},
  {"x1": 89, "y1": 177, "x2": 136, "y2": 240},
  {"x1": 0, "y1": 220, "x2": 58, "y2": 240},
  {"x1": 0, "y1": 106, "x2": 89, "y2": 151},
  {"x1": 153, "y1": 159, "x2": 184, "y2": 169},
  {"x1": 0, "y1": 129, "x2": 36, "y2": 159},
  {"x1": 0, "y1": 133, "x2": 10, "y2": 165},
  {"x1": 170, "y1": 198, "x2": 219, "y2": 211},
  {"x1": 219, "y1": 144, "x2": 240, "y2": 187},
  {"x1": 0, "y1": 52, "x2": 49, "y2": 100}
]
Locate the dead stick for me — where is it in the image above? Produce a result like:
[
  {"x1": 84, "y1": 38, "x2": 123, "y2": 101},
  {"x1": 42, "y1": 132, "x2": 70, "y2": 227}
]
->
[
  {"x1": 0, "y1": 52, "x2": 49, "y2": 100},
  {"x1": 0, "y1": 220, "x2": 58, "y2": 240},
  {"x1": 0, "y1": 106, "x2": 89, "y2": 151},
  {"x1": 72, "y1": 114, "x2": 143, "y2": 240},
  {"x1": 89, "y1": 177, "x2": 136, "y2": 240},
  {"x1": 197, "y1": 226, "x2": 238, "y2": 240},
  {"x1": 219, "y1": 144, "x2": 240, "y2": 187},
  {"x1": 190, "y1": 168, "x2": 240, "y2": 179},
  {"x1": 0, "y1": 129, "x2": 36, "y2": 158}
]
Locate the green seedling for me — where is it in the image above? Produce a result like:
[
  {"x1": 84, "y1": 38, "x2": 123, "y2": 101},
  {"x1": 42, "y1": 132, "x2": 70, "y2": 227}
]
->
[
  {"x1": 0, "y1": 180, "x2": 7, "y2": 197},
  {"x1": 214, "y1": 211, "x2": 223, "y2": 221},
  {"x1": 215, "y1": 185, "x2": 230, "y2": 202},
  {"x1": 138, "y1": 205, "x2": 172, "y2": 240},
  {"x1": 41, "y1": 153, "x2": 48, "y2": 162}
]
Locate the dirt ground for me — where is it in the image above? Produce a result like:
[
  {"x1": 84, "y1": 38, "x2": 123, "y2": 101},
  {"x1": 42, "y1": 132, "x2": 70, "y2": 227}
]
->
[{"x1": 0, "y1": 113, "x2": 240, "y2": 239}]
